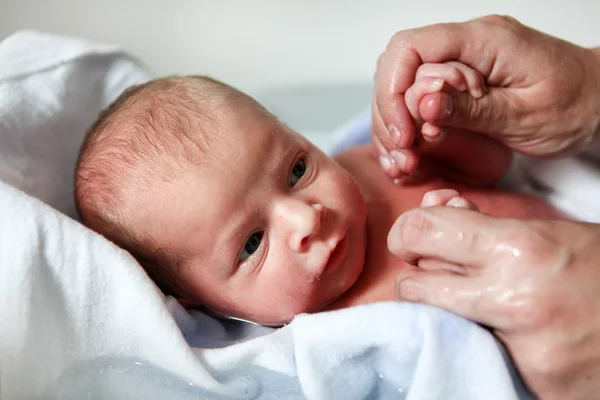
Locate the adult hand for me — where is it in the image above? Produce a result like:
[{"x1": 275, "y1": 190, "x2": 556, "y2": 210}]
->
[
  {"x1": 372, "y1": 15, "x2": 600, "y2": 178},
  {"x1": 388, "y1": 207, "x2": 600, "y2": 400}
]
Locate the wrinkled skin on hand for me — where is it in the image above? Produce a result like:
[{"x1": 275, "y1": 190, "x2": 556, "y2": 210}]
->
[
  {"x1": 372, "y1": 14, "x2": 600, "y2": 177},
  {"x1": 388, "y1": 207, "x2": 600, "y2": 400}
]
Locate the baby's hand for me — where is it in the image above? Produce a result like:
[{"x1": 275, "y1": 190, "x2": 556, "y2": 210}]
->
[
  {"x1": 405, "y1": 62, "x2": 487, "y2": 143},
  {"x1": 391, "y1": 188, "x2": 480, "y2": 274},
  {"x1": 420, "y1": 189, "x2": 479, "y2": 211}
]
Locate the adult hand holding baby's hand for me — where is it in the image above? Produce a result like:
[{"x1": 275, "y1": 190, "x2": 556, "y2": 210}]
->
[
  {"x1": 388, "y1": 207, "x2": 600, "y2": 400},
  {"x1": 372, "y1": 14, "x2": 600, "y2": 178}
]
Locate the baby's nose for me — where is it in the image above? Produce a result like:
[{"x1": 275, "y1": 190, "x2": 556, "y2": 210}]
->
[{"x1": 288, "y1": 202, "x2": 326, "y2": 252}]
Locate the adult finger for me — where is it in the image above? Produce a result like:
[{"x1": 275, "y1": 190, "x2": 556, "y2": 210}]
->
[
  {"x1": 372, "y1": 130, "x2": 402, "y2": 178},
  {"x1": 373, "y1": 49, "x2": 419, "y2": 152},
  {"x1": 387, "y1": 206, "x2": 507, "y2": 267},
  {"x1": 374, "y1": 16, "x2": 524, "y2": 150},
  {"x1": 373, "y1": 21, "x2": 490, "y2": 153},
  {"x1": 418, "y1": 88, "x2": 515, "y2": 138},
  {"x1": 395, "y1": 266, "x2": 499, "y2": 327},
  {"x1": 372, "y1": 96, "x2": 420, "y2": 175}
]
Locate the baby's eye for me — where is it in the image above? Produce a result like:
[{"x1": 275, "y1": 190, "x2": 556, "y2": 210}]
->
[
  {"x1": 289, "y1": 158, "x2": 307, "y2": 187},
  {"x1": 239, "y1": 231, "x2": 263, "y2": 262}
]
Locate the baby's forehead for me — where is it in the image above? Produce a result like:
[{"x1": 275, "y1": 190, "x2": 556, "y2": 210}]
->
[{"x1": 117, "y1": 81, "x2": 297, "y2": 185}]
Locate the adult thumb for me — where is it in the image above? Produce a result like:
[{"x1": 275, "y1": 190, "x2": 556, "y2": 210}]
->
[{"x1": 419, "y1": 88, "x2": 510, "y2": 137}]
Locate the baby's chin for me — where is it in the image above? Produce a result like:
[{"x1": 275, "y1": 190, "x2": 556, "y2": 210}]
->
[
  {"x1": 228, "y1": 289, "x2": 356, "y2": 326},
  {"x1": 249, "y1": 290, "x2": 352, "y2": 326}
]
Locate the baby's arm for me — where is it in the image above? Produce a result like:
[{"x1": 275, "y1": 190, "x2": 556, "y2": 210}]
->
[{"x1": 404, "y1": 62, "x2": 512, "y2": 186}]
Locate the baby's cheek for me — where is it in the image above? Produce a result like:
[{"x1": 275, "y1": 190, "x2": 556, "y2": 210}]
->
[{"x1": 262, "y1": 272, "x2": 322, "y2": 316}]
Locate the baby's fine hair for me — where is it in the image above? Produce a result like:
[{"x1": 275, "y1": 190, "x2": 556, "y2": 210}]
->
[{"x1": 74, "y1": 75, "x2": 253, "y2": 294}]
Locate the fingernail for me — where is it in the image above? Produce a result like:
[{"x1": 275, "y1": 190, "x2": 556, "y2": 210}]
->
[
  {"x1": 379, "y1": 155, "x2": 394, "y2": 171},
  {"x1": 388, "y1": 124, "x2": 401, "y2": 145},
  {"x1": 390, "y1": 150, "x2": 408, "y2": 170},
  {"x1": 473, "y1": 87, "x2": 483, "y2": 99},
  {"x1": 396, "y1": 278, "x2": 430, "y2": 303}
]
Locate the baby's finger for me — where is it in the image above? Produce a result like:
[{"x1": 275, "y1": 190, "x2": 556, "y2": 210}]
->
[
  {"x1": 447, "y1": 196, "x2": 480, "y2": 211},
  {"x1": 421, "y1": 122, "x2": 444, "y2": 143},
  {"x1": 373, "y1": 50, "x2": 418, "y2": 150},
  {"x1": 372, "y1": 129, "x2": 403, "y2": 178},
  {"x1": 373, "y1": 96, "x2": 420, "y2": 175},
  {"x1": 421, "y1": 189, "x2": 460, "y2": 207},
  {"x1": 405, "y1": 77, "x2": 445, "y2": 122},
  {"x1": 446, "y1": 61, "x2": 487, "y2": 99},
  {"x1": 416, "y1": 63, "x2": 467, "y2": 92}
]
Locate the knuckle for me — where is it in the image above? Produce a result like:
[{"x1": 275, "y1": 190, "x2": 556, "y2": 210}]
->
[
  {"x1": 478, "y1": 14, "x2": 520, "y2": 26},
  {"x1": 389, "y1": 30, "x2": 415, "y2": 50},
  {"x1": 519, "y1": 222, "x2": 567, "y2": 267},
  {"x1": 455, "y1": 93, "x2": 483, "y2": 122},
  {"x1": 492, "y1": 224, "x2": 571, "y2": 327},
  {"x1": 448, "y1": 65, "x2": 462, "y2": 81},
  {"x1": 468, "y1": 96, "x2": 483, "y2": 121}
]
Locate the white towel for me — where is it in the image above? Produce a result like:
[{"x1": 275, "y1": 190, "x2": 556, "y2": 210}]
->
[
  {"x1": 0, "y1": 30, "x2": 149, "y2": 220},
  {"x1": 1, "y1": 29, "x2": 577, "y2": 400}
]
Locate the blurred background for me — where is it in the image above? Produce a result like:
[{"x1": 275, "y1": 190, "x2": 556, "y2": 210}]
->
[{"x1": 1, "y1": 0, "x2": 599, "y2": 148}]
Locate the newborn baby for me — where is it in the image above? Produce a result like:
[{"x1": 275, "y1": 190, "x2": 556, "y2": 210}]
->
[{"x1": 75, "y1": 67, "x2": 564, "y2": 326}]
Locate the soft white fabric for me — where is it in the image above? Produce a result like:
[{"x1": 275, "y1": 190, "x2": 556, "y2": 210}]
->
[
  {"x1": 516, "y1": 153, "x2": 600, "y2": 222},
  {"x1": 0, "y1": 178, "x2": 525, "y2": 399},
  {"x1": 7, "y1": 29, "x2": 599, "y2": 399},
  {"x1": 0, "y1": 30, "x2": 149, "y2": 220}
]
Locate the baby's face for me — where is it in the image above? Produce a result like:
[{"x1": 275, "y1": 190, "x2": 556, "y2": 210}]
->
[{"x1": 148, "y1": 110, "x2": 367, "y2": 325}]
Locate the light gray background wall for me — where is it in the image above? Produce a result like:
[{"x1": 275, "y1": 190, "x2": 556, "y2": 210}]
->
[
  {"x1": 1, "y1": 1, "x2": 599, "y2": 141},
  {"x1": 2, "y1": 0, "x2": 598, "y2": 93}
]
